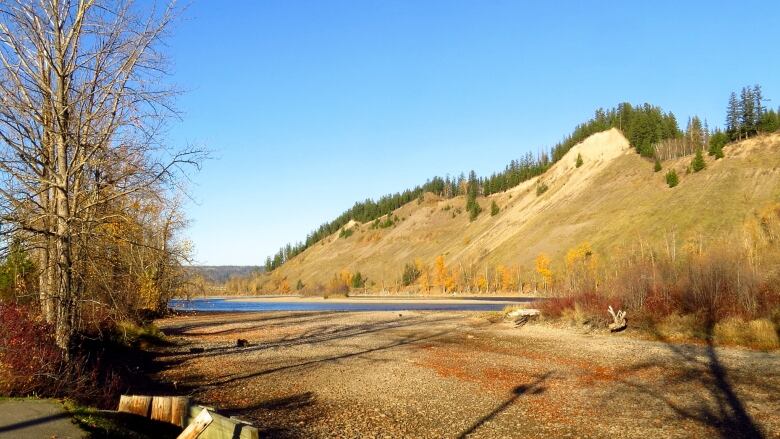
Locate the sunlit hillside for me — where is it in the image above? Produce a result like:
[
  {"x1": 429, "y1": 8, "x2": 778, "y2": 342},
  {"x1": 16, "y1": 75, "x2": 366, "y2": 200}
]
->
[{"x1": 265, "y1": 129, "x2": 780, "y2": 291}]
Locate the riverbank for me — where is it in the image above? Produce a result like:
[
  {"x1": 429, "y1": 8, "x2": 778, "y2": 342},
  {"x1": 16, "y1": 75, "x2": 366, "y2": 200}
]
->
[{"x1": 152, "y1": 311, "x2": 780, "y2": 438}]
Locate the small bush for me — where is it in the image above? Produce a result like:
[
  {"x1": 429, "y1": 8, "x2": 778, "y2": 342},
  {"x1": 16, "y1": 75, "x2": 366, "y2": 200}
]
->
[
  {"x1": 370, "y1": 215, "x2": 396, "y2": 229},
  {"x1": 656, "y1": 314, "x2": 706, "y2": 342},
  {"x1": 665, "y1": 169, "x2": 679, "y2": 187},
  {"x1": 327, "y1": 275, "x2": 350, "y2": 296},
  {"x1": 339, "y1": 228, "x2": 354, "y2": 239},
  {"x1": 536, "y1": 182, "x2": 549, "y2": 196},
  {"x1": 654, "y1": 157, "x2": 662, "y2": 172},
  {"x1": 538, "y1": 293, "x2": 619, "y2": 328},
  {"x1": 575, "y1": 153, "x2": 583, "y2": 168},
  {"x1": 708, "y1": 131, "x2": 729, "y2": 157},
  {"x1": 402, "y1": 262, "x2": 421, "y2": 286}
]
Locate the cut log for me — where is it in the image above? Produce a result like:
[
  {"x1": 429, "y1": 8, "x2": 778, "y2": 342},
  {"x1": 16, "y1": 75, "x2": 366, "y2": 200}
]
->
[
  {"x1": 177, "y1": 408, "x2": 213, "y2": 439},
  {"x1": 117, "y1": 395, "x2": 132, "y2": 413},
  {"x1": 151, "y1": 396, "x2": 173, "y2": 423},
  {"x1": 170, "y1": 396, "x2": 190, "y2": 428},
  {"x1": 118, "y1": 395, "x2": 152, "y2": 417}
]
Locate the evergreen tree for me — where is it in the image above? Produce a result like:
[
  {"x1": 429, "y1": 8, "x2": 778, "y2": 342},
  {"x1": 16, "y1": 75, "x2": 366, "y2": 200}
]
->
[
  {"x1": 490, "y1": 200, "x2": 500, "y2": 216},
  {"x1": 575, "y1": 153, "x2": 583, "y2": 168},
  {"x1": 727, "y1": 91, "x2": 740, "y2": 137},
  {"x1": 740, "y1": 86, "x2": 755, "y2": 137},
  {"x1": 686, "y1": 116, "x2": 704, "y2": 151},
  {"x1": 691, "y1": 149, "x2": 706, "y2": 172},
  {"x1": 753, "y1": 84, "x2": 764, "y2": 125},
  {"x1": 351, "y1": 272, "x2": 365, "y2": 288},
  {"x1": 712, "y1": 144, "x2": 724, "y2": 159},
  {"x1": 709, "y1": 129, "x2": 728, "y2": 159},
  {"x1": 665, "y1": 169, "x2": 679, "y2": 188},
  {"x1": 466, "y1": 170, "x2": 481, "y2": 221},
  {"x1": 758, "y1": 109, "x2": 780, "y2": 133},
  {"x1": 468, "y1": 202, "x2": 482, "y2": 221}
]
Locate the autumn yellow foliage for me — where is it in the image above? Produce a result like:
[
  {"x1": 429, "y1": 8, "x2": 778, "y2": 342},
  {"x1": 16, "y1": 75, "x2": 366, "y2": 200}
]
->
[{"x1": 535, "y1": 253, "x2": 553, "y2": 291}]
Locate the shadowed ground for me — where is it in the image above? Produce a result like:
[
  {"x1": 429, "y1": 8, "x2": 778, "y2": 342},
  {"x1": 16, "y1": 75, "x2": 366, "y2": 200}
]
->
[{"x1": 154, "y1": 311, "x2": 780, "y2": 438}]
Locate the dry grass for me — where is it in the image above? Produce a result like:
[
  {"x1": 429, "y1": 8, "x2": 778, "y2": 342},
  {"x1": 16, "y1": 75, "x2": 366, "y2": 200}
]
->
[{"x1": 714, "y1": 318, "x2": 779, "y2": 350}]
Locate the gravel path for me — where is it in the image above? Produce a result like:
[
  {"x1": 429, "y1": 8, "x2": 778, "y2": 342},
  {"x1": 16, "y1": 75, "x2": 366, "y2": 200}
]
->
[{"x1": 153, "y1": 311, "x2": 780, "y2": 438}]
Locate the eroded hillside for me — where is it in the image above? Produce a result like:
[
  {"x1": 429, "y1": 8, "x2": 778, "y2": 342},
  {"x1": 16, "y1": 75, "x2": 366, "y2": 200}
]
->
[{"x1": 268, "y1": 129, "x2": 780, "y2": 290}]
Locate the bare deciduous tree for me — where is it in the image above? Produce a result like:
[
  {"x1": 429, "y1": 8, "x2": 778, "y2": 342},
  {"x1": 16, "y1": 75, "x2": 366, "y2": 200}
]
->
[{"x1": 0, "y1": 0, "x2": 201, "y2": 355}]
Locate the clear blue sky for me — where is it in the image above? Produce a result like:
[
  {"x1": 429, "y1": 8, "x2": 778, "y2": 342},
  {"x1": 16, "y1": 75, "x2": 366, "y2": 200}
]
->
[{"x1": 167, "y1": 1, "x2": 780, "y2": 265}]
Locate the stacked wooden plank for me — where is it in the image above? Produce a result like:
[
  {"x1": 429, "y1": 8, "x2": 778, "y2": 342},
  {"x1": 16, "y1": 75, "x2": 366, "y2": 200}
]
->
[{"x1": 118, "y1": 395, "x2": 259, "y2": 439}]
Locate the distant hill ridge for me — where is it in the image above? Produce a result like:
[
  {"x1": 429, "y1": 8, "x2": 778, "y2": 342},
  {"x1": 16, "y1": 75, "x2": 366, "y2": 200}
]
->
[{"x1": 188, "y1": 265, "x2": 263, "y2": 284}]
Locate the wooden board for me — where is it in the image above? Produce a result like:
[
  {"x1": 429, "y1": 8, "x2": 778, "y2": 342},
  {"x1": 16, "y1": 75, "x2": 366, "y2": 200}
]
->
[
  {"x1": 186, "y1": 404, "x2": 259, "y2": 439},
  {"x1": 177, "y1": 408, "x2": 213, "y2": 439}
]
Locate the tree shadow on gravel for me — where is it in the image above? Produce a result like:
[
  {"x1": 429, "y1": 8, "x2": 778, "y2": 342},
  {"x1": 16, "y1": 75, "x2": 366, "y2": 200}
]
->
[
  {"x1": 606, "y1": 319, "x2": 773, "y2": 439},
  {"x1": 161, "y1": 312, "x2": 342, "y2": 337},
  {"x1": 222, "y1": 392, "x2": 318, "y2": 439},
  {"x1": 179, "y1": 315, "x2": 456, "y2": 360},
  {"x1": 206, "y1": 329, "x2": 452, "y2": 388},
  {"x1": 457, "y1": 372, "x2": 551, "y2": 439}
]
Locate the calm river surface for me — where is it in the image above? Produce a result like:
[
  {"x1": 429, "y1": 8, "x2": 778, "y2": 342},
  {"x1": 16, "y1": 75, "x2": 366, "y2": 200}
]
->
[{"x1": 169, "y1": 297, "x2": 535, "y2": 312}]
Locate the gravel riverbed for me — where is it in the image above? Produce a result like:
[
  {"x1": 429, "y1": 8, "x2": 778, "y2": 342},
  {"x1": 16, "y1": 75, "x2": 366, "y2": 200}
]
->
[{"x1": 153, "y1": 311, "x2": 780, "y2": 438}]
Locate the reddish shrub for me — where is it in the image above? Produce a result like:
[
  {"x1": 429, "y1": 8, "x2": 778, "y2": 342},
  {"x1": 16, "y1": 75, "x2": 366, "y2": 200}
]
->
[
  {"x1": 0, "y1": 304, "x2": 63, "y2": 395},
  {"x1": 539, "y1": 292, "x2": 622, "y2": 326},
  {"x1": 0, "y1": 304, "x2": 124, "y2": 407}
]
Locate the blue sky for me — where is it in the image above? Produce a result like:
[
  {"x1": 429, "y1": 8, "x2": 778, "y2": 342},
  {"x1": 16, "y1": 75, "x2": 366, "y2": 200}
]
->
[{"x1": 167, "y1": 1, "x2": 780, "y2": 265}]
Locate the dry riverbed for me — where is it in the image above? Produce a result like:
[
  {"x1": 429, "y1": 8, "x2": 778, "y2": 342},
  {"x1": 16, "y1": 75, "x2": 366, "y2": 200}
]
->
[{"x1": 153, "y1": 311, "x2": 780, "y2": 438}]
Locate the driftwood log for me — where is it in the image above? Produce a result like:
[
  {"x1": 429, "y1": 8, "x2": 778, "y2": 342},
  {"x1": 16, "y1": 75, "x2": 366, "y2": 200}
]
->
[
  {"x1": 607, "y1": 305, "x2": 627, "y2": 332},
  {"x1": 507, "y1": 309, "x2": 540, "y2": 327}
]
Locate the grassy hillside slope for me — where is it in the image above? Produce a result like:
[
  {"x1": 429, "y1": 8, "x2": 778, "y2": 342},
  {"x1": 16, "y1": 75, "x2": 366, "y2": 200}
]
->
[{"x1": 269, "y1": 128, "x2": 780, "y2": 291}]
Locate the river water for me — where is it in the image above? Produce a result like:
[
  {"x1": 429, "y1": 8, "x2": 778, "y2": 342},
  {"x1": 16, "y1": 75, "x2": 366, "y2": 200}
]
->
[{"x1": 169, "y1": 297, "x2": 535, "y2": 313}]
